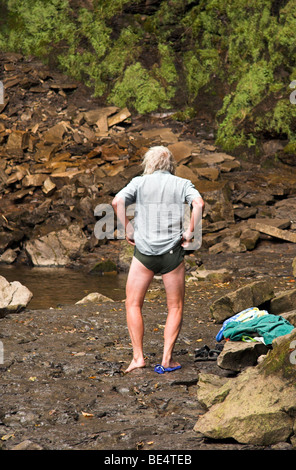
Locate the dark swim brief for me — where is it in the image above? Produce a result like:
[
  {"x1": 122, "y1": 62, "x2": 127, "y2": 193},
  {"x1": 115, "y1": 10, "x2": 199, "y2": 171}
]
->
[{"x1": 133, "y1": 241, "x2": 185, "y2": 275}]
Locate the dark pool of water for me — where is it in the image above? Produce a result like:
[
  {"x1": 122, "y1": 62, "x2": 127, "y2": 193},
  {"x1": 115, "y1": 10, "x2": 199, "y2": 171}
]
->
[{"x1": 0, "y1": 265, "x2": 127, "y2": 310}]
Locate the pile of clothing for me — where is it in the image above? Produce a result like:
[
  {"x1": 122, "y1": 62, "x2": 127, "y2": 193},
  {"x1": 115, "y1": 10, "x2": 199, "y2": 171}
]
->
[{"x1": 216, "y1": 307, "x2": 294, "y2": 346}]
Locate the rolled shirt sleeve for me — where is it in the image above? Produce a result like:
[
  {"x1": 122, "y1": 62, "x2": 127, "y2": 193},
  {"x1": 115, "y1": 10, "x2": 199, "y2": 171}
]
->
[
  {"x1": 184, "y1": 180, "x2": 201, "y2": 206},
  {"x1": 115, "y1": 177, "x2": 140, "y2": 206}
]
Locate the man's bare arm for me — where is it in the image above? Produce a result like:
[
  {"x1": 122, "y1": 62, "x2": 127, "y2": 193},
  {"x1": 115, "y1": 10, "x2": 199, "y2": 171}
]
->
[
  {"x1": 181, "y1": 197, "x2": 204, "y2": 246},
  {"x1": 112, "y1": 196, "x2": 135, "y2": 245}
]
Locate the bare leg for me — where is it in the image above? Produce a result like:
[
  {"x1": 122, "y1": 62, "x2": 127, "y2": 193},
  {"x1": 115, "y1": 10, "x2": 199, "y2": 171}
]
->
[
  {"x1": 124, "y1": 256, "x2": 154, "y2": 373},
  {"x1": 161, "y1": 261, "x2": 185, "y2": 369}
]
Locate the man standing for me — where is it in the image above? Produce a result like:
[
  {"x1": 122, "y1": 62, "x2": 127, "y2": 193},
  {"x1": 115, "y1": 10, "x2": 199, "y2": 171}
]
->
[{"x1": 112, "y1": 146, "x2": 204, "y2": 373}]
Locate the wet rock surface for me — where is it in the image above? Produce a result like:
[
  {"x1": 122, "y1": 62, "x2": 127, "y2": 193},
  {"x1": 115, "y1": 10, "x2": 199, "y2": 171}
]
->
[{"x1": 1, "y1": 242, "x2": 296, "y2": 451}]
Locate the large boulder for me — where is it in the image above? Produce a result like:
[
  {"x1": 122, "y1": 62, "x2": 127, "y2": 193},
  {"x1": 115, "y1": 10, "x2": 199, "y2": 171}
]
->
[
  {"x1": 194, "y1": 329, "x2": 296, "y2": 446},
  {"x1": 210, "y1": 280, "x2": 274, "y2": 323},
  {"x1": 217, "y1": 340, "x2": 269, "y2": 372},
  {"x1": 24, "y1": 224, "x2": 88, "y2": 267},
  {"x1": 0, "y1": 275, "x2": 33, "y2": 317},
  {"x1": 269, "y1": 288, "x2": 296, "y2": 315}
]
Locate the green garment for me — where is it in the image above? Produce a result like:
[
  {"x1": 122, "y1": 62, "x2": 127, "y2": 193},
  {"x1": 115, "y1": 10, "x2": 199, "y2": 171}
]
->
[{"x1": 223, "y1": 314, "x2": 294, "y2": 345}]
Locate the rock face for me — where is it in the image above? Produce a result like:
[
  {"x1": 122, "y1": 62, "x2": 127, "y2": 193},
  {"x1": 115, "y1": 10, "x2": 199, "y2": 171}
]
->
[
  {"x1": 25, "y1": 224, "x2": 88, "y2": 266},
  {"x1": 210, "y1": 280, "x2": 274, "y2": 323},
  {"x1": 0, "y1": 275, "x2": 33, "y2": 317},
  {"x1": 1, "y1": 52, "x2": 296, "y2": 272},
  {"x1": 194, "y1": 329, "x2": 296, "y2": 446}
]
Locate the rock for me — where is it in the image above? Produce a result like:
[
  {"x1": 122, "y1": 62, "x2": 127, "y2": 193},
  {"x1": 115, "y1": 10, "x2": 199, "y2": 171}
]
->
[
  {"x1": 194, "y1": 367, "x2": 295, "y2": 445},
  {"x1": 140, "y1": 127, "x2": 179, "y2": 144},
  {"x1": 10, "y1": 440, "x2": 43, "y2": 450},
  {"x1": 262, "y1": 139, "x2": 284, "y2": 156},
  {"x1": 277, "y1": 142, "x2": 296, "y2": 166},
  {"x1": 187, "y1": 267, "x2": 232, "y2": 283},
  {"x1": 281, "y1": 310, "x2": 296, "y2": 327},
  {"x1": 219, "y1": 160, "x2": 241, "y2": 172},
  {"x1": 234, "y1": 207, "x2": 257, "y2": 219},
  {"x1": 200, "y1": 182, "x2": 234, "y2": 223},
  {"x1": 248, "y1": 218, "x2": 291, "y2": 230},
  {"x1": 194, "y1": 167, "x2": 219, "y2": 181},
  {"x1": 42, "y1": 177, "x2": 56, "y2": 196},
  {"x1": 240, "y1": 192, "x2": 274, "y2": 207},
  {"x1": 202, "y1": 220, "x2": 228, "y2": 234},
  {"x1": 239, "y1": 228, "x2": 260, "y2": 250},
  {"x1": 196, "y1": 373, "x2": 230, "y2": 409},
  {"x1": 274, "y1": 197, "x2": 296, "y2": 221},
  {"x1": 107, "y1": 107, "x2": 131, "y2": 127},
  {"x1": 43, "y1": 122, "x2": 66, "y2": 144},
  {"x1": 75, "y1": 292, "x2": 114, "y2": 304},
  {"x1": 104, "y1": 160, "x2": 127, "y2": 177},
  {"x1": 205, "y1": 226, "x2": 245, "y2": 253},
  {"x1": 24, "y1": 224, "x2": 88, "y2": 267},
  {"x1": 217, "y1": 340, "x2": 269, "y2": 372},
  {"x1": 209, "y1": 236, "x2": 246, "y2": 254},
  {"x1": 0, "y1": 275, "x2": 33, "y2": 316},
  {"x1": 209, "y1": 280, "x2": 274, "y2": 323},
  {"x1": 34, "y1": 142, "x2": 58, "y2": 161},
  {"x1": 89, "y1": 259, "x2": 118, "y2": 274},
  {"x1": 83, "y1": 107, "x2": 118, "y2": 126},
  {"x1": 197, "y1": 153, "x2": 225, "y2": 165},
  {"x1": 22, "y1": 173, "x2": 47, "y2": 187},
  {"x1": 6, "y1": 130, "x2": 28, "y2": 151},
  {"x1": 194, "y1": 330, "x2": 296, "y2": 446},
  {"x1": 202, "y1": 231, "x2": 225, "y2": 248},
  {"x1": 293, "y1": 257, "x2": 296, "y2": 277},
  {"x1": 167, "y1": 141, "x2": 195, "y2": 164},
  {"x1": 269, "y1": 288, "x2": 296, "y2": 314},
  {"x1": 0, "y1": 230, "x2": 24, "y2": 255},
  {"x1": 248, "y1": 221, "x2": 296, "y2": 243},
  {"x1": 175, "y1": 164, "x2": 199, "y2": 184},
  {"x1": 0, "y1": 248, "x2": 18, "y2": 264}
]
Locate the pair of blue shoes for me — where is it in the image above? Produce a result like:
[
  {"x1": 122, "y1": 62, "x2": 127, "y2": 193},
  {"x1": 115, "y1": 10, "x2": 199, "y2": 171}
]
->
[{"x1": 154, "y1": 364, "x2": 181, "y2": 374}]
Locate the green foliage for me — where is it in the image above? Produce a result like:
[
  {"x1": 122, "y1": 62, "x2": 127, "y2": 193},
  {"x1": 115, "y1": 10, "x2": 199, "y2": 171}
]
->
[
  {"x1": 181, "y1": 0, "x2": 296, "y2": 149},
  {"x1": 0, "y1": 0, "x2": 296, "y2": 149},
  {"x1": 183, "y1": 48, "x2": 220, "y2": 101},
  {"x1": 0, "y1": 0, "x2": 74, "y2": 56},
  {"x1": 216, "y1": 61, "x2": 274, "y2": 149},
  {"x1": 78, "y1": 8, "x2": 111, "y2": 59},
  {"x1": 157, "y1": 43, "x2": 178, "y2": 87},
  {"x1": 109, "y1": 62, "x2": 171, "y2": 114}
]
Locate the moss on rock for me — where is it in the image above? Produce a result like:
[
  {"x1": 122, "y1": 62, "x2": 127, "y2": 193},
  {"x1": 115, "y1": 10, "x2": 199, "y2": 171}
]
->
[{"x1": 259, "y1": 329, "x2": 296, "y2": 384}]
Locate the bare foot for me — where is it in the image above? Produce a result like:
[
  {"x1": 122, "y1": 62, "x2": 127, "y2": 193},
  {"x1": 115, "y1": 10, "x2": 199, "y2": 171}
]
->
[
  {"x1": 161, "y1": 359, "x2": 181, "y2": 369},
  {"x1": 124, "y1": 358, "x2": 146, "y2": 373}
]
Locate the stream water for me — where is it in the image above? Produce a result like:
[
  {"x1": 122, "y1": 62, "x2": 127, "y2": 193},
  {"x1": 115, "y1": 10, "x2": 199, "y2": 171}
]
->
[{"x1": 0, "y1": 265, "x2": 127, "y2": 309}]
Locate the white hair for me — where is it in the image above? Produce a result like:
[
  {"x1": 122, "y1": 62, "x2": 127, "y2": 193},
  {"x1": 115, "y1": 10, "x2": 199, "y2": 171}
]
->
[{"x1": 142, "y1": 146, "x2": 176, "y2": 175}]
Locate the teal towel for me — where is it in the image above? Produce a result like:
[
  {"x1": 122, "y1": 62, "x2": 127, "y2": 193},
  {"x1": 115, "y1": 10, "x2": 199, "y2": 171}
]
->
[{"x1": 223, "y1": 314, "x2": 294, "y2": 345}]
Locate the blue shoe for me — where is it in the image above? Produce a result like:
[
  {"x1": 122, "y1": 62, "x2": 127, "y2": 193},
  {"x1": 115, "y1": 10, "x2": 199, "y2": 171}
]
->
[{"x1": 154, "y1": 364, "x2": 181, "y2": 374}]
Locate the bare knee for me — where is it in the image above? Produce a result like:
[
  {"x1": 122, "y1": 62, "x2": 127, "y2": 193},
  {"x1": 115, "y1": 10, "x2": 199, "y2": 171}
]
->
[{"x1": 125, "y1": 296, "x2": 143, "y2": 311}]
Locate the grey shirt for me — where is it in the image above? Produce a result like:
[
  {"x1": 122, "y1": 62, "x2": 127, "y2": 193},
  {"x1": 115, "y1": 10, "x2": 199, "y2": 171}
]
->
[{"x1": 115, "y1": 170, "x2": 201, "y2": 255}]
